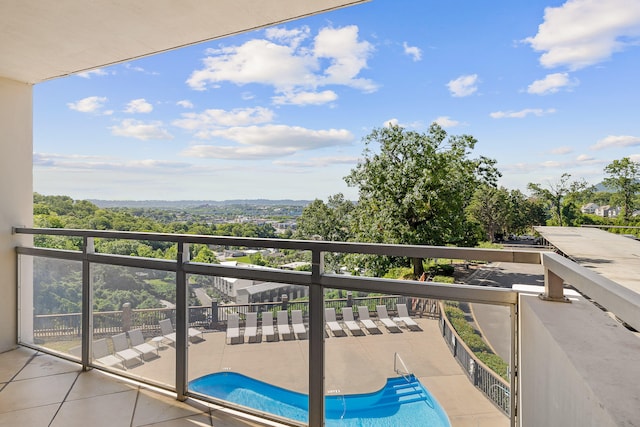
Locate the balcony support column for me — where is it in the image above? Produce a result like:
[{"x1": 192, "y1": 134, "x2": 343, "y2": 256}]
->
[
  {"x1": 81, "y1": 237, "x2": 94, "y2": 370},
  {"x1": 176, "y1": 241, "x2": 189, "y2": 401},
  {"x1": 309, "y1": 249, "x2": 325, "y2": 426}
]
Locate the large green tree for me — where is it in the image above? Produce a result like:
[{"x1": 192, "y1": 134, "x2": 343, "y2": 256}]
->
[
  {"x1": 345, "y1": 123, "x2": 500, "y2": 277},
  {"x1": 527, "y1": 173, "x2": 591, "y2": 226},
  {"x1": 295, "y1": 193, "x2": 354, "y2": 241},
  {"x1": 603, "y1": 157, "x2": 640, "y2": 222},
  {"x1": 467, "y1": 185, "x2": 510, "y2": 242}
]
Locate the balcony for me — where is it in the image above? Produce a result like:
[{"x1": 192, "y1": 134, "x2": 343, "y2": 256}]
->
[{"x1": 5, "y1": 227, "x2": 640, "y2": 426}]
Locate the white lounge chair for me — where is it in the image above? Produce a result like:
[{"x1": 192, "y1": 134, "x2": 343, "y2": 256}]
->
[
  {"x1": 325, "y1": 308, "x2": 346, "y2": 337},
  {"x1": 376, "y1": 305, "x2": 402, "y2": 333},
  {"x1": 357, "y1": 306, "x2": 382, "y2": 334},
  {"x1": 128, "y1": 329, "x2": 159, "y2": 360},
  {"x1": 261, "y1": 311, "x2": 276, "y2": 342},
  {"x1": 395, "y1": 303, "x2": 422, "y2": 331},
  {"x1": 277, "y1": 310, "x2": 294, "y2": 341},
  {"x1": 244, "y1": 312, "x2": 260, "y2": 343},
  {"x1": 159, "y1": 318, "x2": 204, "y2": 344},
  {"x1": 92, "y1": 338, "x2": 125, "y2": 369},
  {"x1": 158, "y1": 318, "x2": 177, "y2": 345},
  {"x1": 291, "y1": 310, "x2": 307, "y2": 339},
  {"x1": 112, "y1": 332, "x2": 144, "y2": 368},
  {"x1": 342, "y1": 307, "x2": 364, "y2": 336},
  {"x1": 226, "y1": 313, "x2": 243, "y2": 344}
]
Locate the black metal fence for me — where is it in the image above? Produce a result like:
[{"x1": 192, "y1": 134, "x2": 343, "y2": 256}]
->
[
  {"x1": 33, "y1": 295, "x2": 441, "y2": 339},
  {"x1": 439, "y1": 304, "x2": 510, "y2": 416}
]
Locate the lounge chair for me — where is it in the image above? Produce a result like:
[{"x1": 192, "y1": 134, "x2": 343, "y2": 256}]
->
[
  {"x1": 92, "y1": 338, "x2": 125, "y2": 369},
  {"x1": 158, "y1": 318, "x2": 177, "y2": 345},
  {"x1": 291, "y1": 310, "x2": 307, "y2": 340},
  {"x1": 159, "y1": 318, "x2": 204, "y2": 344},
  {"x1": 342, "y1": 307, "x2": 364, "y2": 336},
  {"x1": 226, "y1": 313, "x2": 243, "y2": 344},
  {"x1": 395, "y1": 303, "x2": 422, "y2": 331},
  {"x1": 261, "y1": 311, "x2": 276, "y2": 342},
  {"x1": 244, "y1": 312, "x2": 260, "y2": 343},
  {"x1": 112, "y1": 333, "x2": 144, "y2": 368},
  {"x1": 325, "y1": 307, "x2": 346, "y2": 337},
  {"x1": 277, "y1": 310, "x2": 294, "y2": 341},
  {"x1": 376, "y1": 305, "x2": 402, "y2": 333},
  {"x1": 128, "y1": 329, "x2": 159, "y2": 360},
  {"x1": 357, "y1": 306, "x2": 382, "y2": 334}
]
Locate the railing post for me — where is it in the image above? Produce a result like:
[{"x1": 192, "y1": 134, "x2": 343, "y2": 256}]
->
[
  {"x1": 346, "y1": 291, "x2": 353, "y2": 307},
  {"x1": 81, "y1": 237, "x2": 94, "y2": 371},
  {"x1": 281, "y1": 294, "x2": 288, "y2": 311},
  {"x1": 175, "y1": 241, "x2": 189, "y2": 401},
  {"x1": 540, "y1": 267, "x2": 570, "y2": 303},
  {"x1": 210, "y1": 299, "x2": 218, "y2": 325},
  {"x1": 309, "y1": 249, "x2": 325, "y2": 427},
  {"x1": 122, "y1": 303, "x2": 132, "y2": 332}
]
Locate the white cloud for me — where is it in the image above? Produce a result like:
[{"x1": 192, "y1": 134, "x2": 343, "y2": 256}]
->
[
  {"x1": 76, "y1": 68, "x2": 109, "y2": 79},
  {"x1": 186, "y1": 25, "x2": 377, "y2": 97},
  {"x1": 265, "y1": 26, "x2": 311, "y2": 49},
  {"x1": 490, "y1": 108, "x2": 556, "y2": 119},
  {"x1": 447, "y1": 74, "x2": 478, "y2": 97},
  {"x1": 110, "y1": 119, "x2": 173, "y2": 141},
  {"x1": 67, "y1": 96, "x2": 108, "y2": 113},
  {"x1": 181, "y1": 125, "x2": 353, "y2": 160},
  {"x1": 527, "y1": 73, "x2": 578, "y2": 95},
  {"x1": 403, "y1": 42, "x2": 422, "y2": 61},
  {"x1": 434, "y1": 116, "x2": 460, "y2": 128},
  {"x1": 382, "y1": 118, "x2": 424, "y2": 129},
  {"x1": 576, "y1": 154, "x2": 597, "y2": 163},
  {"x1": 273, "y1": 156, "x2": 359, "y2": 168},
  {"x1": 591, "y1": 135, "x2": 640, "y2": 150},
  {"x1": 34, "y1": 152, "x2": 189, "y2": 170},
  {"x1": 177, "y1": 100, "x2": 194, "y2": 109},
  {"x1": 550, "y1": 146, "x2": 573, "y2": 155},
  {"x1": 525, "y1": 0, "x2": 640, "y2": 70},
  {"x1": 629, "y1": 154, "x2": 640, "y2": 162},
  {"x1": 124, "y1": 98, "x2": 153, "y2": 113},
  {"x1": 173, "y1": 107, "x2": 274, "y2": 138},
  {"x1": 272, "y1": 90, "x2": 338, "y2": 106}
]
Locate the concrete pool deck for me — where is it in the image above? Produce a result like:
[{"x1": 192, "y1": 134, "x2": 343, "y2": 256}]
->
[{"x1": 126, "y1": 317, "x2": 508, "y2": 426}]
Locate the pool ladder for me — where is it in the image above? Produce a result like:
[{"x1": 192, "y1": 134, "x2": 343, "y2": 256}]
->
[{"x1": 394, "y1": 352, "x2": 412, "y2": 382}]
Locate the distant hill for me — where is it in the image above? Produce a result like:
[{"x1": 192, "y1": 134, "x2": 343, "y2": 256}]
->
[{"x1": 88, "y1": 199, "x2": 313, "y2": 209}]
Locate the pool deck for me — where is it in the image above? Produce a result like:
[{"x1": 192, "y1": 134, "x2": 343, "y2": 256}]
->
[{"x1": 125, "y1": 317, "x2": 508, "y2": 427}]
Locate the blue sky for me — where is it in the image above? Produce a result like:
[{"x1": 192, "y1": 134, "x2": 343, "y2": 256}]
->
[{"x1": 34, "y1": 0, "x2": 640, "y2": 201}]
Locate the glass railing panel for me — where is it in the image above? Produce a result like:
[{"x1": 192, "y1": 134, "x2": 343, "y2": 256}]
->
[
  {"x1": 90, "y1": 264, "x2": 176, "y2": 388},
  {"x1": 187, "y1": 273, "x2": 310, "y2": 425},
  {"x1": 19, "y1": 254, "x2": 83, "y2": 360}
]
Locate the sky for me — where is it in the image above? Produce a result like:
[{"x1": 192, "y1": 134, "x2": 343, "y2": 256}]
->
[{"x1": 33, "y1": 0, "x2": 640, "y2": 201}]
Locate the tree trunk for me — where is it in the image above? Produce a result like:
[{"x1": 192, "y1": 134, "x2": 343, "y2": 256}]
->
[{"x1": 412, "y1": 257, "x2": 425, "y2": 279}]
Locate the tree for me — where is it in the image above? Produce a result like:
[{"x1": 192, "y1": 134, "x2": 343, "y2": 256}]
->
[
  {"x1": 527, "y1": 173, "x2": 591, "y2": 226},
  {"x1": 603, "y1": 157, "x2": 640, "y2": 222},
  {"x1": 345, "y1": 123, "x2": 500, "y2": 277},
  {"x1": 295, "y1": 194, "x2": 355, "y2": 241},
  {"x1": 467, "y1": 185, "x2": 510, "y2": 241}
]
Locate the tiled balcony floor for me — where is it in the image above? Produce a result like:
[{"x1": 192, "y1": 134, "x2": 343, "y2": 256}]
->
[
  {"x1": 4, "y1": 316, "x2": 509, "y2": 426},
  {"x1": 0, "y1": 347, "x2": 278, "y2": 427}
]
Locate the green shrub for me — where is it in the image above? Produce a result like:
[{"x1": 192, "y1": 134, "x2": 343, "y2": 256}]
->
[{"x1": 432, "y1": 275, "x2": 455, "y2": 283}]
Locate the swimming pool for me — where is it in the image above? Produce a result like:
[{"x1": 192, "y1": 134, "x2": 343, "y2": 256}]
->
[{"x1": 189, "y1": 372, "x2": 451, "y2": 426}]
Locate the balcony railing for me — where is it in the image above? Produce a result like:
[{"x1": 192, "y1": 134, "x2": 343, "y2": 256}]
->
[{"x1": 15, "y1": 226, "x2": 638, "y2": 426}]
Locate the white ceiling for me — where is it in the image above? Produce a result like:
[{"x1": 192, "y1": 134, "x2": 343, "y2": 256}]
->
[{"x1": 0, "y1": 0, "x2": 367, "y2": 84}]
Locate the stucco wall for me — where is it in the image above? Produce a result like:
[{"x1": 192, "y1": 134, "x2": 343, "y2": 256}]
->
[
  {"x1": 0, "y1": 77, "x2": 33, "y2": 352},
  {"x1": 519, "y1": 294, "x2": 640, "y2": 426}
]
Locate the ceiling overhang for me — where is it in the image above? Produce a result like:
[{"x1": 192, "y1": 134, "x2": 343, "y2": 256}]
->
[{"x1": 0, "y1": 0, "x2": 368, "y2": 84}]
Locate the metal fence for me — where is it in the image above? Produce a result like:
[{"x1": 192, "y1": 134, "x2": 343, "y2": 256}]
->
[
  {"x1": 439, "y1": 303, "x2": 510, "y2": 415},
  {"x1": 33, "y1": 295, "x2": 440, "y2": 338}
]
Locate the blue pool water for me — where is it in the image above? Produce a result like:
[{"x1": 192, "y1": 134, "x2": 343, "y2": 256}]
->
[{"x1": 189, "y1": 372, "x2": 451, "y2": 426}]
